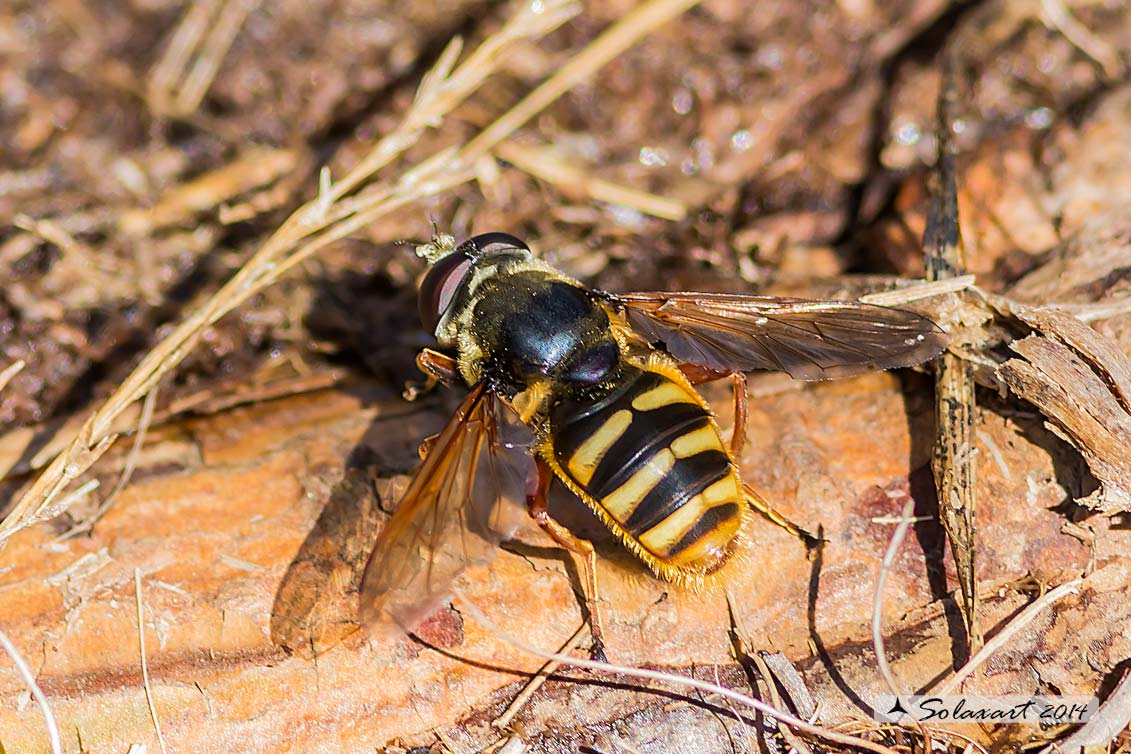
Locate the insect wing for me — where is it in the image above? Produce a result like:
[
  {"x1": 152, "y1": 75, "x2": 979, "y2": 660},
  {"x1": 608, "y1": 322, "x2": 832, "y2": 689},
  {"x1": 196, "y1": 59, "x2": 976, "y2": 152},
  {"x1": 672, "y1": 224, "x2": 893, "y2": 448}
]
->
[
  {"x1": 613, "y1": 291, "x2": 947, "y2": 380},
  {"x1": 359, "y1": 382, "x2": 534, "y2": 637}
]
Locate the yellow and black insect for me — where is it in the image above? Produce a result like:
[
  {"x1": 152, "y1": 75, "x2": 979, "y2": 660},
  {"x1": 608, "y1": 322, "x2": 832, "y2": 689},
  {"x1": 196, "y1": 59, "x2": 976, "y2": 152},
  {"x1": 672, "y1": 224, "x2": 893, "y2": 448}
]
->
[{"x1": 360, "y1": 232, "x2": 946, "y2": 652}]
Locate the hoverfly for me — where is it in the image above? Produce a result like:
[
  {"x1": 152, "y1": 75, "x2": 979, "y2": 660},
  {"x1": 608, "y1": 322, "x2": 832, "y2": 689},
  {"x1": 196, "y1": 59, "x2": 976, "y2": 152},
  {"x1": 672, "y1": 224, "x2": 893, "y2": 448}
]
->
[{"x1": 360, "y1": 232, "x2": 947, "y2": 653}]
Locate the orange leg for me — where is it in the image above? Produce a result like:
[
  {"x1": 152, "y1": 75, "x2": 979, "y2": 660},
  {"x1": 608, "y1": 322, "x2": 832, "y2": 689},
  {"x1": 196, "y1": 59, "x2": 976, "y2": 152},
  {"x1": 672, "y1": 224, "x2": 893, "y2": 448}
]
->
[
  {"x1": 411, "y1": 349, "x2": 462, "y2": 457},
  {"x1": 680, "y1": 365, "x2": 816, "y2": 547},
  {"x1": 678, "y1": 364, "x2": 748, "y2": 458},
  {"x1": 730, "y1": 371, "x2": 748, "y2": 457},
  {"x1": 404, "y1": 348, "x2": 460, "y2": 401},
  {"x1": 743, "y1": 481, "x2": 820, "y2": 548},
  {"x1": 526, "y1": 457, "x2": 607, "y2": 661}
]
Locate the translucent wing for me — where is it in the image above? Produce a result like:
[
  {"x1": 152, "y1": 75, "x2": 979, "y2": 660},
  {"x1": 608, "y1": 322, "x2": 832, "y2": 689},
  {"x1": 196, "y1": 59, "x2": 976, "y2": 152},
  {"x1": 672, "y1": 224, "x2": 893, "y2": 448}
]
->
[
  {"x1": 359, "y1": 382, "x2": 534, "y2": 637},
  {"x1": 612, "y1": 291, "x2": 947, "y2": 381}
]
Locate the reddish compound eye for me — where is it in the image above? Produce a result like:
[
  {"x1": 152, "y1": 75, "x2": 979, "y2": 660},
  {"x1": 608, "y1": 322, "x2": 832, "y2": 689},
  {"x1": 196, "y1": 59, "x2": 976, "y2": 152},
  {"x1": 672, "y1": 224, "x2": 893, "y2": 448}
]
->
[
  {"x1": 418, "y1": 250, "x2": 472, "y2": 335},
  {"x1": 418, "y1": 233, "x2": 531, "y2": 335},
  {"x1": 459, "y1": 232, "x2": 529, "y2": 257}
]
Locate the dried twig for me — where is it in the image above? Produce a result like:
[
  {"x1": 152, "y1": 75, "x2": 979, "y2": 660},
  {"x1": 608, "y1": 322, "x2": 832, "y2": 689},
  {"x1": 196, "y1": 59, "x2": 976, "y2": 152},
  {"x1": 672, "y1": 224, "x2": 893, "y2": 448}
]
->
[
  {"x1": 1043, "y1": 668, "x2": 1131, "y2": 751},
  {"x1": 0, "y1": 627, "x2": 62, "y2": 754},
  {"x1": 924, "y1": 52, "x2": 981, "y2": 656},
  {"x1": 871, "y1": 498, "x2": 915, "y2": 698},
  {"x1": 931, "y1": 579, "x2": 1082, "y2": 695},
  {"x1": 1038, "y1": 0, "x2": 1122, "y2": 80},
  {"x1": 750, "y1": 652, "x2": 814, "y2": 754},
  {"x1": 492, "y1": 621, "x2": 589, "y2": 731},
  {"x1": 455, "y1": 588, "x2": 900, "y2": 754}
]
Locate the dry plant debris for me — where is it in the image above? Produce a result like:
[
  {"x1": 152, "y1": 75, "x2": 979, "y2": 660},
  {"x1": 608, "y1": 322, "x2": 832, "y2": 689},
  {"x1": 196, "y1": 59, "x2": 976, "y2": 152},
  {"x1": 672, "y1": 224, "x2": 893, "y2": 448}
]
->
[
  {"x1": 1, "y1": 0, "x2": 1131, "y2": 752},
  {"x1": 923, "y1": 54, "x2": 982, "y2": 658}
]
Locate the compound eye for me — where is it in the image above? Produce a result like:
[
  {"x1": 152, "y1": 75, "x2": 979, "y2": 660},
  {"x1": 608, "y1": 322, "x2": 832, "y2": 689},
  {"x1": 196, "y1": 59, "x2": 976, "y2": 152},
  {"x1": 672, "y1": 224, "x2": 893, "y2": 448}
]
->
[
  {"x1": 459, "y1": 232, "x2": 530, "y2": 257},
  {"x1": 418, "y1": 250, "x2": 472, "y2": 334}
]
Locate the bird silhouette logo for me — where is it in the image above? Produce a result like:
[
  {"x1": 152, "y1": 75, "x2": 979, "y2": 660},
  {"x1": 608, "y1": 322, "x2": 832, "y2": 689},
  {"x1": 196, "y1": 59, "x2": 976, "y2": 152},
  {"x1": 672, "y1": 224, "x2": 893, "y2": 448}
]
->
[{"x1": 887, "y1": 697, "x2": 909, "y2": 718}]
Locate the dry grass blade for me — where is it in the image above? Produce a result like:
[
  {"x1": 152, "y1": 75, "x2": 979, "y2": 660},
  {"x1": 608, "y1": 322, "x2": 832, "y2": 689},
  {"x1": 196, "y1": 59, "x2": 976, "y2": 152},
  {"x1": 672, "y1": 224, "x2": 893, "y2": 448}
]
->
[
  {"x1": 325, "y1": 0, "x2": 583, "y2": 204},
  {"x1": 147, "y1": 0, "x2": 261, "y2": 117},
  {"x1": 119, "y1": 146, "x2": 298, "y2": 236},
  {"x1": 496, "y1": 141, "x2": 687, "y2": 221},
  {"x1": 932, "y1": 579, "x2": 1082, "y2": 695},
  {"x1": 858, "y1": 275, "x2": 976, "y2": 307},
  {"x1": 0, "y1": 365, "x2": 342, "y2": 485},
  {"x1": 1059, "y1": 298, "x2": 1131, "y2": 323},
  {"x1": 14, "y1": 214, "x2": 128, "y2": 299},
  {"x1": 0, "y1": 360, "x2": 26, "y2": 393},
  {"x1": 174, "y1": 0, "x2": 261, "y2": 115},
  {"x1": 58, "y1": 385, "x2": 159, "y2": 540},
  {"x1": 924, "y1": 52, "x2": 981, "y2": 657},
  {"x1": 3, "y1": 0, "x2": 638, "y2": 544},
  {"x1": 135, "y1": 568, "x2": 168, "y2": 754},
  {"x1": 148, "y1": 0, "x2": 217, "y2": 103},
  {"x1": 461, "y1": 0, "x2": 705, "y2": 163},
  {"x1": 0, "y1": 0, "x2": 707, "y2": 543}
]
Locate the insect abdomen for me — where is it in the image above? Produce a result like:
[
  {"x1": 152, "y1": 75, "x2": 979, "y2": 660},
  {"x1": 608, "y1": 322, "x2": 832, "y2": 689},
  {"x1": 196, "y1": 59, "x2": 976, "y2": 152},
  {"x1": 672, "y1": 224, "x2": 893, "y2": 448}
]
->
[{"x1": 546, "y1": 359, "x2": 745, "y2": 578}]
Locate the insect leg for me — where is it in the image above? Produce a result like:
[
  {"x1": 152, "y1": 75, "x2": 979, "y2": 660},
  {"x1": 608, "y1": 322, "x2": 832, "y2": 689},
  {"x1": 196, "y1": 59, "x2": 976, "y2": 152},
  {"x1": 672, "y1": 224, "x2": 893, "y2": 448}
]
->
[
  {"x1": 678, "y1": 364, "x2": 748, "y2": 457},
  {"x1": 404, "y1": 348, "x2": 460, "y2": 401},
  {"x1": 526, "y1": 457, "x2": 608, "y2": 661},
  {"x1": 729, "y1": 371, "x2": 747, "y2": 457},
  {"x1": 680, "y1": 366, "x2": 811, "y2": 546},
  {"x1": 743, "y1": 482, "x2": 820, "y2": 549},
  {"x1": 408, "y1": 350, "x2": 463, "y2": 455},
  {"x1": 676, "y1": 363, "x2": 732, "y2": 384}
]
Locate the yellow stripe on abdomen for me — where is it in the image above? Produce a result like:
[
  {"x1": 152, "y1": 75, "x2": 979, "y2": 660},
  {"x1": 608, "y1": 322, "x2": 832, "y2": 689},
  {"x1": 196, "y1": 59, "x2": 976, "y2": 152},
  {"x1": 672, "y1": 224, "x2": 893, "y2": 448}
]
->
[
  {"x1": 602, "y1": 448, "x2": 676, "y2": 520},
  {"x1": 640, "y1": 476, "x2": 743, "y2": 569},
  {"x1": 631, "y1": 381, "x2": 690, "y2": 411},
  {"x1": 548, "y1": 360, "x2": 745, "y2": 578},
  {"x1": 567, "y1": 409, "x2": 632, "y2": 486},
  {"x1": 669, "y1": 423, "x2": 718, "y2": 459}
]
